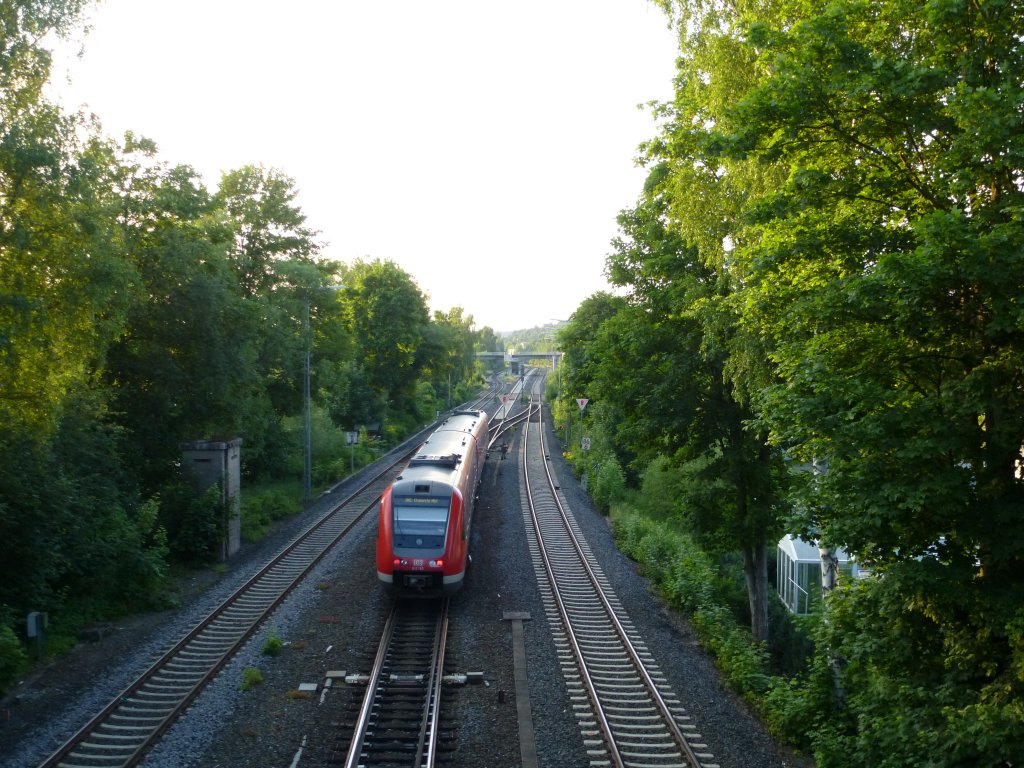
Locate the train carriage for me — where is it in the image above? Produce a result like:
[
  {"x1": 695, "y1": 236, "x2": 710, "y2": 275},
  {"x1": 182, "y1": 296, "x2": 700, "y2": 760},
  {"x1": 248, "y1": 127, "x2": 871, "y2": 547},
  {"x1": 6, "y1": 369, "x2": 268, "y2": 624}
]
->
[{"x1": 377, "y1": 409, "x2": 489, "y2": 595}]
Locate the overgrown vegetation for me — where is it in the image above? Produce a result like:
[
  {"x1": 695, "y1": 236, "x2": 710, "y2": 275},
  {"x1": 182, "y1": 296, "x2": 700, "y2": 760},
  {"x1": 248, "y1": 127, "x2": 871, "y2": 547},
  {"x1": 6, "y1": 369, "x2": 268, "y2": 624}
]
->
[
  {"x1": 0, "y1": 3, "x2": 495, "y2": 694},
  {"x1": 552, "y1": 1, "x2": 1024, "y2": 762},
  {"x1": 240, "y1": 667, "x2": 263, "y2": 691},
  {"x1": 607, "y1": 500, "x2": 821, "y2": 742},
  {"x1": 261, "y1": 633, "x2": 284, "y2": 657}
]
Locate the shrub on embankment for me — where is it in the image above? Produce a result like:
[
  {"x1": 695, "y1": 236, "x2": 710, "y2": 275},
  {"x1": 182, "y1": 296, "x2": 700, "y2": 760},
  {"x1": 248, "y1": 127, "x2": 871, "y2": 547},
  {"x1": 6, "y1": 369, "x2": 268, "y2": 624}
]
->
[
  {"x1": 610, "y1": 507, "x2": 772, "y2": 698},
  {"x1": 607, "y1": 504, "x2": 832, "y2": 756}
]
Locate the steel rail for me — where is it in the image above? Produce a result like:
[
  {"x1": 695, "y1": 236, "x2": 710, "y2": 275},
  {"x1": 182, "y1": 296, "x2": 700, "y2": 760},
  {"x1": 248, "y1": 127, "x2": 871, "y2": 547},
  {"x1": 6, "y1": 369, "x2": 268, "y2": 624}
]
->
[
  {"x1": 488, "y1": 403, "x2": 532, "y2": 451},
  {"x1": 418, "y1": 600, "x2": 448, "y2": 768},
  {"x1": 523, "y1": 401, "x2": 708, "y2": 768},
  {"x1": 344, "y1": 600, "x2": 401, "y2": 768},
  {"x1": 520, "y1": 403, "x2": 625, "y2": 768},
  {"x1": 343, "y1": 599, "x2": 449, "y2": 768}
]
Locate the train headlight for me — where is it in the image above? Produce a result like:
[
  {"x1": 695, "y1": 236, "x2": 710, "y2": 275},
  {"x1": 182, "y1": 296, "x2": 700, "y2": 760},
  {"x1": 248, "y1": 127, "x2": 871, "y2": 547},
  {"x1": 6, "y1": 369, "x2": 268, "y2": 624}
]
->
[{"x1": 429, "y1": 559, "x2": 443, "y2": 568}]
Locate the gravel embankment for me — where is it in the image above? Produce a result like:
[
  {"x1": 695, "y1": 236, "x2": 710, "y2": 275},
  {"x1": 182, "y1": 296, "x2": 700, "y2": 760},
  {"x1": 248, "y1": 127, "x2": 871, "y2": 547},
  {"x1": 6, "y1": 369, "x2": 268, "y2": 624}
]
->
[{"x1": 2, "y1": 411, "x2": 809, "y2": 768}]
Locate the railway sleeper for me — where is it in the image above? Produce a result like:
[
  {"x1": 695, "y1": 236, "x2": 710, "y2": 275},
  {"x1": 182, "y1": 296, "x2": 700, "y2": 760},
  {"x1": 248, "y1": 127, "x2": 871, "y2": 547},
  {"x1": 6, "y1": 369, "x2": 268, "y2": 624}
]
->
[
  {"x1": 138, "y1": 684, "x2": 190, "y2": 696},
  {"x1": 601, "y1": 697, "x2": 663, "y2": 708},
  {"x1": 150, "y1": 674, "x2": 203, "y2": 687},
  {"x1": 188, "y1": 638, "x2": 236, "y2": 649},
  {"x1": 82, "y1": 737, "x2": 146, "y2": 749},
  {"x1": 85, "y1": 739, "x2": 147, "y2": 754},
  {"x1": 578, "y1": 652, "x2": 633, "y2": 663},
  {"x1": 589, "y1": 681, "x2": 650, "y2": 692},
  {"x1": 603, "y1": 707, "x2": 669, "y2": 717},
  {"x1": 372, "y1": 708, "x2": 430, "y2": 723},
  {"x1": 609, "y1": 731, "x2": 677, "y2": 744},
  {"x1": 365, "y1": 729, "x2": 425, "y2": 741},
  {"x1": 111, "y1": 708, "x2": 171, "y2": 719},
  {"x1": 199, "y1": 628, "x2": 247, "y2": 640},
  {"x1": 606, "y1": 722, "x2": 681, "y2": 733},
  {"x1": 97, "y1": 723, "x2": 153, "y2": 732},
  {"x1": 134, "y1": 689, "x2": 185, "y2": 699},
  {"x1": 89, "y1": 730, "x2": 148, "y2": 742},
  {"x1": 617, "y1": 757, "x2": 689, "y2": 768},
  {"x1": 164, "y1": 652, "x2": 208, "y2": 665},
  {"x1": 616, "y1": 737, "x2": 687, "y2": 749},
  {"x1": 110, "y1": 703, "x2": 167, "y2": 713}
]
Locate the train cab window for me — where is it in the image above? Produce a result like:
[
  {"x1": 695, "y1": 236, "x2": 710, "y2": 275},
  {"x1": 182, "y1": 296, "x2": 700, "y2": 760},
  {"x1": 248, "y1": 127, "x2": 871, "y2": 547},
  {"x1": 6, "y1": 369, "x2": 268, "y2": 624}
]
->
[{"x1": 393, "y1": 501, "x2": 450, "y2": 549}]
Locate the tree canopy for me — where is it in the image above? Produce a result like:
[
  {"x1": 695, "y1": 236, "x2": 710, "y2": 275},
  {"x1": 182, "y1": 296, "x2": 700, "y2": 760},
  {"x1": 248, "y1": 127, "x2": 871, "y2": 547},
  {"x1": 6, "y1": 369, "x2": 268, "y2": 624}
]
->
[
  {"x1": 0, "y1": 3, "x2": 496, "y2": 690},
  {"x1": 551, "y1": 0, "x2": 1024, "y2": 763}
]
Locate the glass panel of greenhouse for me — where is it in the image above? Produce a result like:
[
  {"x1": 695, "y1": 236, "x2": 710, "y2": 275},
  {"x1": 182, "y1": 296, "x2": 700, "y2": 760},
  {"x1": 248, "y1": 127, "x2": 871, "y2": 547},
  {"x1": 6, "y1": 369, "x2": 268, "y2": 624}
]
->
[{"x1": 776, "y1": 534, "x2": 859, "y2": 615}]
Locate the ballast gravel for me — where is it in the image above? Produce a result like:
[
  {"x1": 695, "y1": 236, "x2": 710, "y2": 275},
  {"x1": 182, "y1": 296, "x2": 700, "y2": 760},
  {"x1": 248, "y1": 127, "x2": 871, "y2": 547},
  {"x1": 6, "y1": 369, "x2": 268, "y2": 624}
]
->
[{"x1": 1, "y1": 410, "x2": 810, "y2": 768}]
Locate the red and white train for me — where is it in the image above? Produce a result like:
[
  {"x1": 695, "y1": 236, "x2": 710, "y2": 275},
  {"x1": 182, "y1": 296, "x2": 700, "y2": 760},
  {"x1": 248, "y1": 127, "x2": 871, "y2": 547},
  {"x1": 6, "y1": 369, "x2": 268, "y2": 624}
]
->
[{"x1": 376, "y1": 409, "x2": 489, "y2": 595}]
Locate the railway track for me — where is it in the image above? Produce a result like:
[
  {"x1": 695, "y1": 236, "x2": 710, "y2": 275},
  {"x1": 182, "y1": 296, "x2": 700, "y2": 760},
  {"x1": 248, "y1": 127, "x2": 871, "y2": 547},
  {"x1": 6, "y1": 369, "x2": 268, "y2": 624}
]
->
[
  {"x1": 520, "y1": 402, "x2": 718, "y2": 768},
  {"x1": 332, "y1": 384, "x2": 537, "y2": 768},
  {"x1": 34, "y1": 412, "x2": 478, "y2": 768},
  {"x1": 341, "y1": 599, "x2": 451, "y2": 768}
]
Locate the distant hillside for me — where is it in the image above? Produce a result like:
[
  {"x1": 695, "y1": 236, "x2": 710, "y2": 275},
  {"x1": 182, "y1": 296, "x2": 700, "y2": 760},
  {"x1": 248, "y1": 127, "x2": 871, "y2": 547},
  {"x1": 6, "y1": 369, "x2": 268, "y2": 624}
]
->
[{"x1": 500, "y1": 322, "x2": 565, "y2": 353}]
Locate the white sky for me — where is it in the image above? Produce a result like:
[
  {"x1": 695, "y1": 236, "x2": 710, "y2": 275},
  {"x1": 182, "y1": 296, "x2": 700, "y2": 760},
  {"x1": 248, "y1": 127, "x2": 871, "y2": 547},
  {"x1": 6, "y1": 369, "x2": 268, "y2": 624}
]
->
[{"x1": 49, "y1": 0, "x2": 678, "y2": 333}]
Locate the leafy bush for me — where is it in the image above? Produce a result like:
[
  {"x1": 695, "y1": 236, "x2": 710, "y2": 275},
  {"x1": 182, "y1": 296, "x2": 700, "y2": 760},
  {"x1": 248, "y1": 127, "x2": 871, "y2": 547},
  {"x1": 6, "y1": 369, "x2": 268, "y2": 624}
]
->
[
  {"x1": 452, "y1": 378, "x2": 483, "y2": 407},
  {"x1": 796, "y1": 575, "x2": 1024, "y2": 766},
  {"x1": 611, "y1": 508, "x2": 770, "y2": 699},
  {"x1": 0, "y1": 617, "x2": 29, "y2": 695},
  {"x1": 100, "y1": 497, "x2": 170, "y2": 613},
  {"x1": 158, "y1": 481, "x2": 225, "y2": 565},
  {"x1": 413, "y1": 380, "x2": 439, "y2": 422},
  {"x1": 591, "y1": 455, "x2": 626, "y2": 512},
  {"x1": 240, "y1": 486, "x2": 299, "y2": 543},
  {"x1": 237, "y1": 399, "x2": 291, "y2": 481},
  {"x1": 762, "y1": 653, "x2": 836, "y2": 752},
  {"x1": 240, "y1": 666, "x2": 263, "y2": 691},
  {"x1": 635, "y1": 455, "x2": 682, "y2": 521},
  {"x1": 613, "y1": 498, "x2": 1024, "y2": 763},
  {"x1": 262, "y1": 632, "x2": 283, "y2": 656},
  {"x1": 280, "y1": 405, "x2": 358, "y2": 488}
]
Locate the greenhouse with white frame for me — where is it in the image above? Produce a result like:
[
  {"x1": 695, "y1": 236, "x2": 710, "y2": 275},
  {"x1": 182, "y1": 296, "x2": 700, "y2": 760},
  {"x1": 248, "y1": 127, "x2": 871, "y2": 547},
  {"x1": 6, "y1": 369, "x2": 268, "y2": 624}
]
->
[{"x1": 775, "y1": 534, "x2": 861, "y2": 615}]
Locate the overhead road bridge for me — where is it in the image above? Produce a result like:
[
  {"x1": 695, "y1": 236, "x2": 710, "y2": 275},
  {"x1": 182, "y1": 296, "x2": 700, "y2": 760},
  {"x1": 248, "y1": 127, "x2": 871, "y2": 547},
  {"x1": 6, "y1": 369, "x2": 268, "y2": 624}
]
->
[{"x1": 477, "y1": 351, "x2": 562, "y2": 365}]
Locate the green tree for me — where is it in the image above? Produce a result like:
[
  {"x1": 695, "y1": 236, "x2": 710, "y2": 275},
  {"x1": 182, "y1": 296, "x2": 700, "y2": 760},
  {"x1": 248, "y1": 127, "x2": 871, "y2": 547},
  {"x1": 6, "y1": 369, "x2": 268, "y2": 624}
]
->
[
  {"x1": 103, "y1": 145, "x2": 259, "y2": 492},
  {"x1": 651, "y1": 0, "x2": 1024, "y2": 761},
  {"x1": 475, "y1": 325, "x2": 503, "y2": 354},
  {"x1": 421, "y1": 307, "x2": 479, "y2": 409},
  {"x1": 0, "y1": 1, "x2": 178, "y2": 680},
  {"x1": 213, "y1": 166, "x2": 324, "y2": 419},
  {"x1": 595, "y1": 174, "x2": 785, "y2": 644},
  {"x1": 312, "y1": 281, "x2": 366, "y2": 431},
  {"x1": 557, "y1": 292, "x2": 626, "y2": 407},
  {"x1": 474, "y1": 324, "x2": 505, "y2": 377},
  {"x1": 0, "y1": 113, "x2": 135, "y2": 437},
  {"x1": 210, "y1": 166, "x2": 349, "y2": 487},
  {"x1": 342, "y1": 258, "x2": 430, "y2": 421},
  {"x1": 0, "y1": 2, "x2": 92, "y2": 117},
  {"x1": 46, "y1": 393, "x2": 168, "y2": 611},
  {"x1": 215, "y1": 165, "x2": 321, "y2": 297},
  {"x1": 0, "y1": 124, "x2": 181, "y2": 633},
  {"x1": 320, "y1": 357, "x2": 378, "y2": 434}
]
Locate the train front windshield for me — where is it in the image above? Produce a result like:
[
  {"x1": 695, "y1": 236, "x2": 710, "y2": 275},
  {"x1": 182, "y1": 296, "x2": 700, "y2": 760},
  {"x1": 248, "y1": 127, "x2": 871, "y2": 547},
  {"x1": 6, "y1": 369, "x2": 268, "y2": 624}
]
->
[{"x1": 393, "y1": 499, "x2": 450, "y2": 549}]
